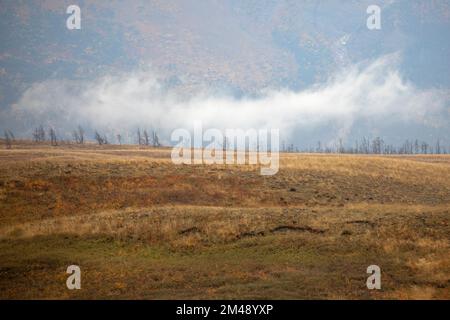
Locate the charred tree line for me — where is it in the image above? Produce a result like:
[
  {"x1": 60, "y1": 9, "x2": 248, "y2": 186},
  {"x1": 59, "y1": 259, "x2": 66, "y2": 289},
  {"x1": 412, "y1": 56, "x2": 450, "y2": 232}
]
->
[
  {"x1": 2, "y1": 126, "x2": 447, "y2": 154},
  {"x1": 137, "y1": 128, "x2": 161, "y2": 147},
  {"x1": 32, "y1": 125, "x2": 46, "y2": 142},
  {"x1": 17, "y1": 125, "x2": 164, "y2": 147},
  {"x1": 90, "y1": 127, "x2": 161, "y2": 146},
  {"x1": 281, "y1": 137, "x2": 450, "y2": 154},
  {"x1": 30, "y1": 125, "x2": 58, "y2": 145}
]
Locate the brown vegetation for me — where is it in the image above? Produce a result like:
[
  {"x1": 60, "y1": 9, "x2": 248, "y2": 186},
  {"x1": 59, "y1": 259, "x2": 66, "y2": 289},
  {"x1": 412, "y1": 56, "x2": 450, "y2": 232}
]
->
[{"x1": 0, "y1": 143, "x2": 449, "y2": 299}]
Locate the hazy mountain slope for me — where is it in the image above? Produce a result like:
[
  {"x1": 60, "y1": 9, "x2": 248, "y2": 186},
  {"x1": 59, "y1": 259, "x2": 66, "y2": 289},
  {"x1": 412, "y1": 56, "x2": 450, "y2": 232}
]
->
[{"x1": 0, "y1": 0, "x2": 449, "y2": 145}]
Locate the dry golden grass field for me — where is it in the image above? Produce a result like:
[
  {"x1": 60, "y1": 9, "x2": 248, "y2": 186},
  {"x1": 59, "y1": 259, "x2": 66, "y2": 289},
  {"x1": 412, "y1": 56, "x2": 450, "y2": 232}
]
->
[{"x1": 0, "y1": 142, "x2": 449, "y2": 299}]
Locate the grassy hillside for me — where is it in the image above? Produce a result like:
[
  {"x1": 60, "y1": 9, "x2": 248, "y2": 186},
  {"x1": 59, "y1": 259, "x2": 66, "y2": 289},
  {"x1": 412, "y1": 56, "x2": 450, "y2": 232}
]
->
[{"x1": 0, "y1": 143, "x2": 449, "y2": 299}]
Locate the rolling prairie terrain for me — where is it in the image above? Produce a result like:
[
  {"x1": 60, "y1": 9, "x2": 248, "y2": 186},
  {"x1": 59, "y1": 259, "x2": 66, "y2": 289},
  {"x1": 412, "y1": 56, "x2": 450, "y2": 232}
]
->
[{"x1": 0, "y1": 143, "x2": 449, "y2": 299}]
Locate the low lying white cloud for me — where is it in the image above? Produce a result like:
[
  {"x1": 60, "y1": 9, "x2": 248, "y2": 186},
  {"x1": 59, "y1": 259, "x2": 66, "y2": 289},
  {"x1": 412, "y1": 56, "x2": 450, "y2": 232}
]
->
[{"x1": 3, "y1": 54, "x2": 449, "y2": 145}]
